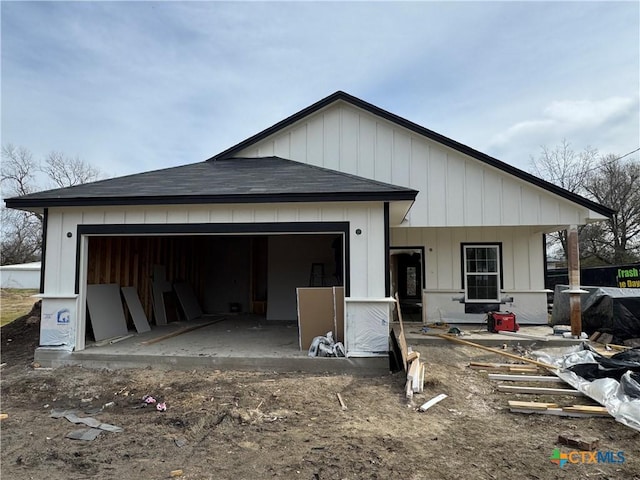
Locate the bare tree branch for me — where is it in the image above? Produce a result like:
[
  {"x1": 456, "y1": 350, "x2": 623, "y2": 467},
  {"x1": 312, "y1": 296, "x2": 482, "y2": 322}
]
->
[
  {"x1": 2, "y1": 144, "x2": 104, "y2": 265},
  {"x1": 42, "y1": 151, "x2": 103, "y2": 188}
]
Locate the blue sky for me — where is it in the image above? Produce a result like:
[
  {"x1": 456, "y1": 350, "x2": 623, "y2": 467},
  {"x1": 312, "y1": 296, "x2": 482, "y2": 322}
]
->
[{"x1": 2, "y1": 1, "x2": 639, "y2": 180}]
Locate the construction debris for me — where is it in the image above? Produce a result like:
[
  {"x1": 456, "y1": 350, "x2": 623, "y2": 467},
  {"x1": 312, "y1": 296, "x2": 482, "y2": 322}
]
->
[
  {"x1": 307, "y1": 331, "x2": 345, "y2": 357},
  {"x1": 487, "y1": 374, "x2": 564, "y2": 383},
  {"x1": 436, "y1": 334, "x2": 557, "y2": 370},
  {"x1": 418, "y1": 394, "x2": 448, "y2": 412},
  {"x1": 557, "y1": 433, "x2": 600, "y2": 451},
  {"x1": 509, "y1": 400, "x2": 610, "y2": 418},
  {"x1": 497, "y1": 385, "x2": 584, "y2": 396},
  {"x1": 66, "y1": 428, "x2": 103, "y2": 441}
]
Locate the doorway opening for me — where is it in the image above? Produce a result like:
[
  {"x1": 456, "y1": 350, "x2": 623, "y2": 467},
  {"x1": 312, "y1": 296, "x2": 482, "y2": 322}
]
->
[{"x1": 390, "y1": 247, "x2": 425, "y2": 322}]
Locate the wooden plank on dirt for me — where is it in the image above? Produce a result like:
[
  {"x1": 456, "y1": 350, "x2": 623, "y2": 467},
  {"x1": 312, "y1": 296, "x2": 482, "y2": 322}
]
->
[
  {"x1": 418, "y1": 393, "x2": 448, "y2": 412},
  {"x1": 510, "y1": 407, "x2": 610, "y2": 418},
  {"x1": 488, "y1": 374, "x2": 565, "y2": 383},
  {"x1": 508, "y1": 400, "x2": 559, "y2": 410},
  {"x1": 437, "y1": 334, "x2": 557, "y2": 370},
  {"x1": 498, "y1": 385, "x2": 584, "y2": 396},
  {"x1": 562, "y1": 405, "x2": 609, "y2": 414},
  {"x1": 336, "y1": 393, "x2": 347, "y2": 410}
]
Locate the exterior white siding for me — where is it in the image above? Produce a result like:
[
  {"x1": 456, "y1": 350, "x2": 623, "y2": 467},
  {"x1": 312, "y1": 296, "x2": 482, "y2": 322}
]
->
[
  {"x1": 43, "y1": 201, "x2": 387, "y2": 350},
  {"x1": 45, "y1": 202, "x2": 386, "y2": 298},
  {"x1": 236, "y1": 102, "x2": 601, "y2": 228},
  {"x1": 391, "y1": 225, "x2": 548, "y2": 323}
]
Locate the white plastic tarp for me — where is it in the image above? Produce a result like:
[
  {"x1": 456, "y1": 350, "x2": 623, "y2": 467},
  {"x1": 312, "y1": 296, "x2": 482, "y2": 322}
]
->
[
  {"x1": 533, "y1": 346, "x2": 640, "y2": 432},
  {"x1": 345, "y1": 299, "x2": 392, "y2": 357}
]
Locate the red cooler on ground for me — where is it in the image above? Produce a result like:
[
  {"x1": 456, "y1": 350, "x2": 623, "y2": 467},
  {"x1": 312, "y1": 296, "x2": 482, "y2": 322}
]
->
[{"x1": 487, "y1": 311, "x2": 519, "y2": 333}]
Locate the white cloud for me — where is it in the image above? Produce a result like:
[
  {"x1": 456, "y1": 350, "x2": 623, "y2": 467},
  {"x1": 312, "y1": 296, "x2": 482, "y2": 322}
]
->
[
  {"x1": 485, "y1": 96, "x2": 639, "y2": 167},
  {"x1": 1, "y1": 1, "x2": 638, "y2": 178}
]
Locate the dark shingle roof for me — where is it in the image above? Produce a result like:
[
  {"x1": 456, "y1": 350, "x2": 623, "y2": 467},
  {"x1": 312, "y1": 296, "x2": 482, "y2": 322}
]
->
[
  {"x1": 5, "y1": 156, "x2": 417, "y2": 208},
  {"x1": 210, "y1": 91, "x2": 615, "y2": 218}
]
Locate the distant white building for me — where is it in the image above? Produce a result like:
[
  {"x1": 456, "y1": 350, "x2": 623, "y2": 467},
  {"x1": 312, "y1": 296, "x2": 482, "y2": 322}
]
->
[{"x1": 0, "y1": 262, "x2": 41, "y2": 289}]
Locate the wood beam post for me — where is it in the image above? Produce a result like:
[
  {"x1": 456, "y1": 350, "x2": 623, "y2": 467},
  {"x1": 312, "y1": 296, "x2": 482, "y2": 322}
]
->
[{"x1": 567, "y1": 225, "x2": 582, "y2": 337}]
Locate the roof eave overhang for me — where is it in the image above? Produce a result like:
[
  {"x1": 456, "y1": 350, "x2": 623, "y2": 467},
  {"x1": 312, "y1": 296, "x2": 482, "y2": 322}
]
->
[{"x1": 5, "y1": 190, "x2": 418, "y2": 210}]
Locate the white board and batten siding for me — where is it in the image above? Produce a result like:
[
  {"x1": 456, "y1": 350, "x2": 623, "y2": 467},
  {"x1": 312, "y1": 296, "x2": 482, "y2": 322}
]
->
[
  {"x1": 235, "y1": 101, "x2": 605, "y2": 228},
  {"x1": 391, "y1": 225, "x2": 548, "y2": 324},
  {"x1": 43, "y1": 202, "x2": 388, "y2": 351}
]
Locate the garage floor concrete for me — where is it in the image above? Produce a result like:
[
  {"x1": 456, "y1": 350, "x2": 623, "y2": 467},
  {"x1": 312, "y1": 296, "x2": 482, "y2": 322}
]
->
[{"x1": 35, "y1": 315, "x2": 389, "y2": 375}]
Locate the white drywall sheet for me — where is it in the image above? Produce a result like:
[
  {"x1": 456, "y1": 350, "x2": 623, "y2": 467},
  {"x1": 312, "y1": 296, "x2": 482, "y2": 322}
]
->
[
  {"x1": 86, "y1": 284, "x2": 128, "y2": 341},
  {"x1": 121, "y1": 287, "x2": 151, "y2": 333},
  {"x1": 152, "y1": 280, "x2": 172, "y2": 325},
  {"x1": 174, "y1": 282, "x2": 203, "y2": 321}
]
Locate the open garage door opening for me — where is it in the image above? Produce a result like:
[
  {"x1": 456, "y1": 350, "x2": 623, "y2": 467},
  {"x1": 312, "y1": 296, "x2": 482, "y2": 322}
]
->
[{"x1": 81, "y1": 229, "x2": 347, "y2": 355}]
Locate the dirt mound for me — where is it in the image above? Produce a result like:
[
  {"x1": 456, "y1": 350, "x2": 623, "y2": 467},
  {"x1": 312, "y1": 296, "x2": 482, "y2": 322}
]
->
[{"x1": 1, "y1": 300, "x2": 41, "y2": 367}]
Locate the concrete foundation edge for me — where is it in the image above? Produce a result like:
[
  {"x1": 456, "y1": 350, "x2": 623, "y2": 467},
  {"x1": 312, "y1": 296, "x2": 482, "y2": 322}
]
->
[{"x1": 34, "y1": 347, "x2": 391, "y2": 376}]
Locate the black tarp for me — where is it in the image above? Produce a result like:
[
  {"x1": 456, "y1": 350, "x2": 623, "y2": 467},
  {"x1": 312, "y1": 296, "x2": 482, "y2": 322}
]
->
[{"x1": 551, "y1": 285, "x2": 640, "y2": 342}]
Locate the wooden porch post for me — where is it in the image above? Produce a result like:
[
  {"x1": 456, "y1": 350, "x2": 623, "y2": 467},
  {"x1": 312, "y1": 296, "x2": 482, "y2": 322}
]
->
[{"x1": 566, "y1": 225, "x2": 582, "y2": 337}]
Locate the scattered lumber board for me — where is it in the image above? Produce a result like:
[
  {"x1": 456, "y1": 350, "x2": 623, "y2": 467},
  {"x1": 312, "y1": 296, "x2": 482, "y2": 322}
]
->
[
  {"x1": 508, "y1": 401, "x2": 559, "y2": 410},
  {"x1": 558, "y1": 433, "x2": 600, "y2": 451},
  {"x1": 469, "y1": 362, "x2": 540, "y2": 373},
  {"x1": 498, "y1": 385, "x2": 584, "y2": 396},
  {"x1": 488, "y1": 374, "x2": 566, "y2": 383},
  {"x1": 140, "y1": 319, "x2": 224, "y2": 346},
  {"x1": 437, "y1": 334, "x2": 557, "y2": 370},
  {"x1": 562, "y1": 405, "x2": 609, "y2": 414},
  {"x1": 509, "y1": 400, "x2": 610, "y2": 418},
  {"x1": 418, "y1": 393, "x2": 448, "y2": 412},
  {"x1": 336, "y1": 393, "x2": 347, "y2": 410}
]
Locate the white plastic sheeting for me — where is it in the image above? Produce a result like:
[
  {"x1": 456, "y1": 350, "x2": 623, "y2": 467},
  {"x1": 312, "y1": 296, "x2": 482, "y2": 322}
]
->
[
  {"x1": 345, "y1": 298, "x2": 393, "y2": 357},
  {"x1": 40, "y1": 297, "x2": 76, "y2": 350},
  {"x1": 533, "y1": 346, "x2": 640, "y2": 432}
]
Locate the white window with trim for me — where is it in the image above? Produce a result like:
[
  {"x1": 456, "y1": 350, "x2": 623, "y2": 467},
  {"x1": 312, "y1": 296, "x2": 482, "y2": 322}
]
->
[{"x1": 462, "y1": 244, "x2": 501, "y2": 302}]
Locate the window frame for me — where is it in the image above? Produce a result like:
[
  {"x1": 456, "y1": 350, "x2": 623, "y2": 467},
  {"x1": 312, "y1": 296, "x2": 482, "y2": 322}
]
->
[{"x1": 461, "y1": 243, "x2": 503, "y2": 303}]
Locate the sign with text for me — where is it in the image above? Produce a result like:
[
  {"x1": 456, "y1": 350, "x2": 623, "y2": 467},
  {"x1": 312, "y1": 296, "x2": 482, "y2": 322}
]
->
[{"x1": 617, "y1": 267, "x2": 640, "y2": 288}]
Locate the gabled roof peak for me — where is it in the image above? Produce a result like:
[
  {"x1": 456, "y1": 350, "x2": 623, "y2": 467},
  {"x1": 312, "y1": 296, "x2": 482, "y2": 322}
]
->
[{"x1": 209, "y1": 91, "x2": 615, "y2": 218}]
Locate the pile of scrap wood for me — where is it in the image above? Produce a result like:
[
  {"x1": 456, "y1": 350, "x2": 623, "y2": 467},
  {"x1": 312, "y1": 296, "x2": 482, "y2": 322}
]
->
[
  {"x1": 588, "y1": 331, "x2": 635, "y2": 354},
  {"x1": 391, "y1": 295, "x2": 425, "y2": 399},
  {"x1": 405, "y1": 349, "x2": 425, "y2": 399}
]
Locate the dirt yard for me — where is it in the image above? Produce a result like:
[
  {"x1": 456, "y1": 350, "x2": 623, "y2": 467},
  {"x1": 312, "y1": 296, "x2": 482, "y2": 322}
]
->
[{"x1": 1, "y1": 308, "x2": 639, "y2": 480}]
